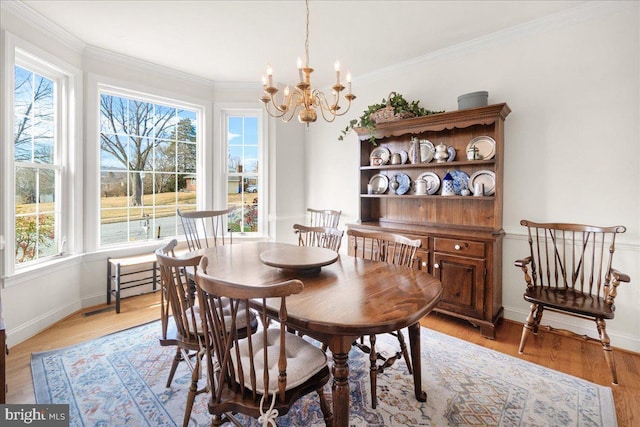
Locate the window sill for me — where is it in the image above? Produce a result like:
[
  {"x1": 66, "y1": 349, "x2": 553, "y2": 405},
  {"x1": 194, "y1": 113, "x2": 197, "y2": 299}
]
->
[{"x1": 2, "y1": 254, "x2": 84, "y2": 288}]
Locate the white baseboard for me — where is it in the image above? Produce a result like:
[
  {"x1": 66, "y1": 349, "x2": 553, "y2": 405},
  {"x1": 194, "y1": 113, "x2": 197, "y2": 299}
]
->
[{"x1": 6, "y1": 300, "x2": 81, "y2": 347}]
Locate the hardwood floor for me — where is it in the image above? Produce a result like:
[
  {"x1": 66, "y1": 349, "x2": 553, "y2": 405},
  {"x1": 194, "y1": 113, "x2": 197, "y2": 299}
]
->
[{"x1": 6, "y1": 292, "x2": 639, "y2": 426}]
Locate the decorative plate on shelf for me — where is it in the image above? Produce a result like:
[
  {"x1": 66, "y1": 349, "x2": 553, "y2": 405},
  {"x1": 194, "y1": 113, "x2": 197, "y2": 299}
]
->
[
  {"x1": 447, "y1": 146, "x2": 456, "y2": 162},
  {"x1": 398, "y1": 150, "x2": 409, "y2": 164},
  {"x1": 468, "y1": 170, "x2": 496, "y2": 196},
  {"x1": 466, "y1": 136, "x2": 496, "y2": 160},
  {"x1": 420, "y1": 139, "x2": 435, "y2": 163},
  {"x1": 391, "y1": 173, "x2": 411, "y2": 195},
  {"x1": 370, "y1": 146, "x2": 391, "y2": 165},
  {"x1": 449, "y1": 170, "x2": 470, "y2": 195},
  {"x1": 368, "y1": 174, "x2": 389, "y2": 194},
  {"x1": 417, "y1": 172, "x2": 441, "y2": 195}
]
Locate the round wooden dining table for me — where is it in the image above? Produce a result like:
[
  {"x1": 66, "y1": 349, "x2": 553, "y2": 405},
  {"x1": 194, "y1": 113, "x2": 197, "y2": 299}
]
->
[{"x1": 195, "y1": 241, "x2": 442, "y2": 427}]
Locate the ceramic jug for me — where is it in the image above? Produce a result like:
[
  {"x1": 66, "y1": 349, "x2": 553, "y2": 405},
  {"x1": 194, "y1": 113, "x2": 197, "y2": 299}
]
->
[{"x1": 434, "y1": 143, "x2": 449, "y2": 163}]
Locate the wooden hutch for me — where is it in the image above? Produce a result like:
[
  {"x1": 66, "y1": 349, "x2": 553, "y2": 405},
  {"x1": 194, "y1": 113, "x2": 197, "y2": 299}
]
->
[{"x1": 347, "y1": 103, "x2": 511, "y2": 338}]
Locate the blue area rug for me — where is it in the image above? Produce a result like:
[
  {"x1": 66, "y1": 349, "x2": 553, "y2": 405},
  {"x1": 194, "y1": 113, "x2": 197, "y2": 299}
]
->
[{"x1": 31, "y1": 320, "x2": 616, "y2": 426}]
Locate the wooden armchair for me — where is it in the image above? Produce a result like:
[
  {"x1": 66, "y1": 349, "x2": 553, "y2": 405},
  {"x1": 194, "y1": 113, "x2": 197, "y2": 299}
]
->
[
  {"x1": 307, "y1": 208, "x2": 341, "y2": 228},
  {"x1": 293, "y1": 224, "x2": 344, "y2": 252},
  {"x1": 515, "y1": 220, "x2": 630, "y2": 384},
  {"x1": 177, "y1": 207, "x2": 236, "y2": 251},
  {"x1": 195, "y1": 257, "x2": 333, "y2": 426},
  {"x1": 346, "y1": 228, "x2": 421, "y2": 408},
  {"x1": 156, "y1": 239, "x2": 205, "y2": 427}
]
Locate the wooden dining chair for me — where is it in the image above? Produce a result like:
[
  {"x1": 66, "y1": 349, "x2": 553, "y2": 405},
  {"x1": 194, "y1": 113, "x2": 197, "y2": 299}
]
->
[
  {"x1": 156, "y1": 239, "x2": 206, "y2": 427},
  {"x1": 293, "y1": 223, "x2": 344, "y2": 252},
  {"x1": 515, "y1": 220, "x2": 630, "y2": 384},
  {"x1": 177, "y1": 207, "x2": 236, "y2": 251},
  {"x1": 346, "y1": 228, "x2": 421, "y2": 408},
  {"x1": 307, "y1": 208, "x2": 341, "y2": 228},
  {"x1": 195, "y1": 257, "x2": 333, "y2": 426}
]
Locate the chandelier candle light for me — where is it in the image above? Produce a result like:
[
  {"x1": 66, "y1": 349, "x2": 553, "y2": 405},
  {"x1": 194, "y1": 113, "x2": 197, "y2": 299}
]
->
[{"x1": 260, "y1": 0, "x2": 356, "y2": 125}]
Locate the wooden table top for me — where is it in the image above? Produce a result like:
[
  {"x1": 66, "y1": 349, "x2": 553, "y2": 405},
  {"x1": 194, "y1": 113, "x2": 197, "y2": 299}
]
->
[{"x1": 195, "y1": 242, "x2": 443, "y2": 337}]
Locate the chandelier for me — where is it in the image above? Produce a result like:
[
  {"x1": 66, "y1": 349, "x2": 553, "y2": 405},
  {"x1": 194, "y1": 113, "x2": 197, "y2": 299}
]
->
[{"x1": 260, "y1": 0, "x2": 356, "y2": 125}]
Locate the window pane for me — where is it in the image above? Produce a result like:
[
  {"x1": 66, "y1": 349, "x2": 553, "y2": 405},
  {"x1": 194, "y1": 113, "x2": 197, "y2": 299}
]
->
[
  {"x1": 14, "y1": 66, "x2": 55, "y2": 165},
  {"x1": 100, "y1": 94, "x2": 127, "y2": 135},
  {"x1": 227, "y1": 176, "x2": 259, "y2": 233},
  {"x1": 101, "y1": 135, "x2": 128, "y2": 171},
  {"x1": 15, "y1": 167, "x2": 36, "y2": 209},
  {"x1": 39, "y1": 169, "x2": 55, "y2": 206},
  {"x1": 177, "y1": 142, "x2": 196, "y2": 173},
  {"x1": 154, "y1": 140, "x2": 173, "y2": 172},
  {"x1": 100, "y1": 92, "x2": 199, "y2": 246},
  {"x1": 14, "y1": 66, "x2": 33, "y2": 116},
  {"x1": 129, "y1": 99, "x2": 153, "y2": 137},
  {"x1": 37, "y1": 214, "x2": 57, "y2": 258},
  {"x1": 226, "y1": 114, "x2": 261, "y2": 234},
  {"x1": 101, "y1": 171, "x2": 127, "y2": 199},
  {"x1": 155, "y1": 104, "x2": 176, "y2": 139},
  {"x1": 228, "y1": 145, "x2": 243, "y2": 173},
  {"x1": 14, "y1": 63, "x2": 60, "y2": 267}
]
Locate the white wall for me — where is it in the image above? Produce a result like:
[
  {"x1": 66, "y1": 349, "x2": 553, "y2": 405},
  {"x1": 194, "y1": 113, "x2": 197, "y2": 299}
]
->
[
  {"x1": 305, "y1": 1, "x2": 640, "y2": 352},
  {"x1": 1, "y1": 1, "x2": 638, "y2": 354},
  {"x1": 0, "y1": 5, "x2": 306, "y2": 345}
]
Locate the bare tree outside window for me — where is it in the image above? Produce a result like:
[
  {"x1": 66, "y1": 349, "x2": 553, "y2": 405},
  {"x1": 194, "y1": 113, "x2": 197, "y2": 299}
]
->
[
  {"x1": 13, "y1": 65, "x2": 58, "y2": 265},
  {"x1": 99, "y1": 93, "x2": 198, "y2": 245}
]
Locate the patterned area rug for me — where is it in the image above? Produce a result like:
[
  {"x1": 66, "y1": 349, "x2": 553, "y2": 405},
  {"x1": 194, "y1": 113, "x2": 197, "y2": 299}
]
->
[{"x1": 32, "y1": 321, "x2": 616, "y2": 426}]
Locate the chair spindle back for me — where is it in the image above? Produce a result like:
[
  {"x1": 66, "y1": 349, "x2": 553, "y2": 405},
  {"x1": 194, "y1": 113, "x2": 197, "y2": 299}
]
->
[
  {"x1": 347, "y1": 229, "x2": 421, "y2": 267},
  {"x1": 177, "y1": 207, "x2": 235, "y2": 251},
  {"x1": 307, "y1": 208, "x2": 341, "y2": 228},
  {"x1": 195, "y1": 257, "x2": 331, "y2": 422},
  {"x1": 293, "y1": 224, "x2": 344, "y2": 252},
  {"x1": 521, "y1": 220, "x2": 625, "y2": 301}
]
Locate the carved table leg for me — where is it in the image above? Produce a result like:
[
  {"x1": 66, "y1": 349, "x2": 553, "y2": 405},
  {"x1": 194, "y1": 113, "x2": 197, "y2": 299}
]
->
[
  {"x1": 328, "y1": 338, "x2": 353, "y2": 427},
  {"x1": 408, "y1": 322, "x2": 427, "y2": 402}
]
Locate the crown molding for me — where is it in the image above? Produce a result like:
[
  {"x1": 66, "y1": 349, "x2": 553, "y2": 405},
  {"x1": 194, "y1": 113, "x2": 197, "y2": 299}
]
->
[
  {"x1": 1, "y1": 0, "x2": 85, "y2": 52},
  {"x1": 83, "y1": 45, "x2": 216, "y2": 88},
  {"x1": 356, "y1": 0, "x2": 635, "y2": 85}
]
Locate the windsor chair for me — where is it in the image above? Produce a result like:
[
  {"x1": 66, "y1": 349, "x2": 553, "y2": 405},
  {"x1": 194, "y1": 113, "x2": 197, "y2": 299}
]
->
[
  {"x1": 346, "y1": 228, "x2": 422, "y2": 408},
  {"x1": 515, "y1": 220, "x2": 630, "y2": 384}
]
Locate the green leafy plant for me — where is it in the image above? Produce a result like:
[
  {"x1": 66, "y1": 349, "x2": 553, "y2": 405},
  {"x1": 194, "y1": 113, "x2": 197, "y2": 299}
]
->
[{"x1": 338, "y1": 92, "x2": 444, "y2": 145}]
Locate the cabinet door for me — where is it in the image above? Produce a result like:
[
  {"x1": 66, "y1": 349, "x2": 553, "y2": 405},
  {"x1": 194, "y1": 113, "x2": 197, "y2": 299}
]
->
[
  {"x1": 433, "y1": 252, "x2": 485, "y2": 319},
  {"x1": 414, "y1": 248, "x2": 430, "y2": 271}
]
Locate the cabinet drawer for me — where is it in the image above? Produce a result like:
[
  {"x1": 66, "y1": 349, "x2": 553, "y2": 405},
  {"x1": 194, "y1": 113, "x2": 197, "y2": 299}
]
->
[{"x1": 434, "y1": 237, "x2": 484, "y2": 257}]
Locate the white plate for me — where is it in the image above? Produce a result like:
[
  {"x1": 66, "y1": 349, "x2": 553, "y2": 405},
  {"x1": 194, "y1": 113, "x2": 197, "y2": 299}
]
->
[
  {"x1": 397, "y1": 150, "x2": 409, "y2": 164},
  {"x1": 420, "y1": 139, "x2": 435, "y2": 163},
  {"x1": 417, "y1": 172, "x2": 440, "y2": 195},
  {"x1": 369, "y1": 174, "x2": 389, "y2": 194},
  {"x1": 370, "y1": 146, "x2": 391, "y2": 165},
  {"x1": 468, "y1": 170, "x2": 496, "y2": 196},
  {"x1": 467, "y1": 136, "x2": 496, "y2": 160}
]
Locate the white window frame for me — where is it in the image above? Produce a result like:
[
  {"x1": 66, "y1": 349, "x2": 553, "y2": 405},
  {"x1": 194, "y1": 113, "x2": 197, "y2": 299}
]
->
[
  {"x1": 86, "y1": 76, "x2": 209, "y2": 251},
  {"x1": 1, "y1": 32, "x2": 82, "y2": 281},
  {"x1": 215, "y1": 104, "x2": 268, "y2": 238}
]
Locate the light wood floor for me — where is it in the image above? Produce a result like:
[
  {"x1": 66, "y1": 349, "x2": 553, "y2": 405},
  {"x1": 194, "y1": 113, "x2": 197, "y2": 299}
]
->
[{"x1": 6, "y1": 292, "x2": 639, "y2": 426}]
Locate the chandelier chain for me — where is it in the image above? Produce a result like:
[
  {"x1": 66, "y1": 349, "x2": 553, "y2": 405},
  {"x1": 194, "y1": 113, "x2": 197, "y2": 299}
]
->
[
  {"x1": 260, "y1": 0, "x2": 356, "y2": 125},
  {"x1": 305, "y1": 0, "x2": 310, "y2": 67}
]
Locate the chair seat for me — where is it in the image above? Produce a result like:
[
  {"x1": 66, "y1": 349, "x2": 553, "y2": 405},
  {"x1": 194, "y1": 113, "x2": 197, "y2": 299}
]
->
[
  {"x1": 185, "y1": 303, "x2": 256, "y2": 334},
  {"x1": 524, "y1": 288, "x2": 615, "y2": 319},
  {"x1": 236, "y1": 329, "x2": 327, "y2": 394}
]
